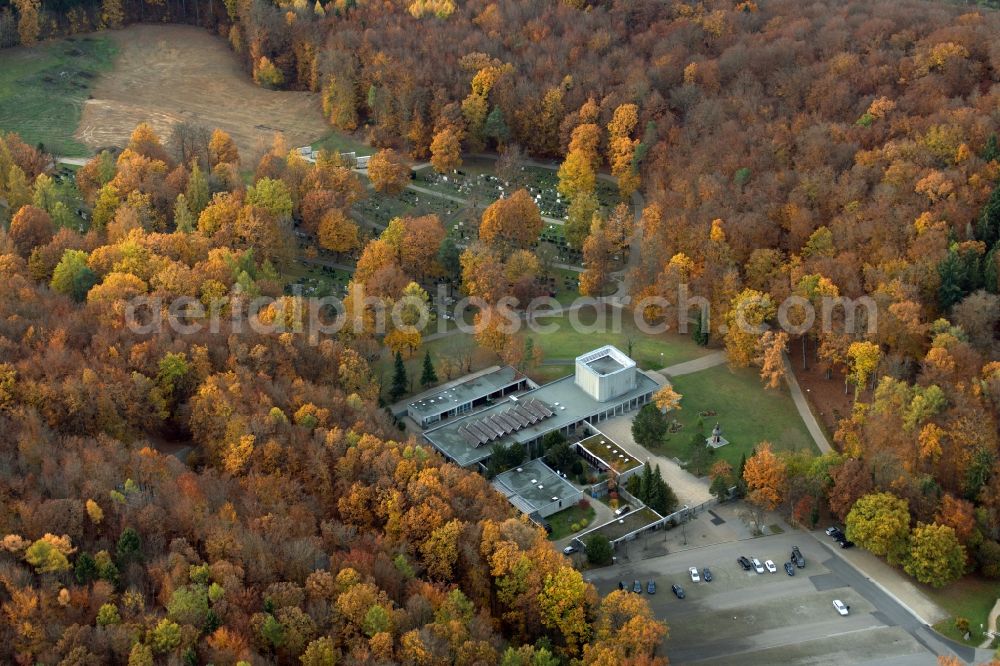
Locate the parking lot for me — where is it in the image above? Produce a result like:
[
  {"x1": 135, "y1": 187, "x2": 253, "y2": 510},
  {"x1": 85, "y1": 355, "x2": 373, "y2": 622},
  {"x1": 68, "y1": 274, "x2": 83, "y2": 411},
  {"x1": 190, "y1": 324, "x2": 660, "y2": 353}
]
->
[{"x1": 587, "y1": 532, "x2": 975, "y2": 665}]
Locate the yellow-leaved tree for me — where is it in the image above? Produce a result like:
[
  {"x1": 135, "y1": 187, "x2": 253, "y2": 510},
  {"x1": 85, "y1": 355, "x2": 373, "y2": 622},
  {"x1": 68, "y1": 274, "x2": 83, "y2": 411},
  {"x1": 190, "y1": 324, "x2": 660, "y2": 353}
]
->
[
  {"x1": 100, "y1": 0, "x2": 124, "y2": 29},
  {"x1": 367, "y1": 149, "x2": 411, "y2": 195},
  {"x1": 430, "y1": 127, "x2": 462, "y2": 174},
  {"x1": 742, "y1": 441, "x2": 786, "y2": 510},
  {"x1": 724, "y1": 289, "x2": 776, "y2": 368},
  {"x1": 653, "y1": 385, "x2": 682, "y2": 413},
  {"x1": 847, "y1": 340, "x2": 881, "y2": 399}
]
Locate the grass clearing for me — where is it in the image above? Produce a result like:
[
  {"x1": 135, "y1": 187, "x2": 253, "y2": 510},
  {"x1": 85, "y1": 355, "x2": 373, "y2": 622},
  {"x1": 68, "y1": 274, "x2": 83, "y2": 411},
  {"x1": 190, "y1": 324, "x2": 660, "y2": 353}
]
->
[
  {"x1": 518, "y1": 306, "x2": 712, "y2": 371},
  {"x1": 926, "y1": 576, "x2": 1000, "y2": 645},
  {"x1": 413, "y1": 157, "x2": 621, "y2": 217},
  {"x1": 353, "y1": 187, "x2": 468, "y2": 231},
  {"x1": 281, "y1": 261, "x2": 351, "y2": 297},
  {"x1": 379, "y1": 307, "x2": 709, "y2": 403},
  {"x1": 374, "y1": 334, "x2": 496, "y2": 402},
  {"x1": 658, "y1": 364, "x2": 816, "y2": 469},
  {"x1": 547, "y1": 503, "x2": 597, "y2": 541},
  {"x1": 312, "y1": 130, "x2": 373, "y2": 157},
  {"x1": 0, "y1": 35, "x2": 117, "y2": 156}
]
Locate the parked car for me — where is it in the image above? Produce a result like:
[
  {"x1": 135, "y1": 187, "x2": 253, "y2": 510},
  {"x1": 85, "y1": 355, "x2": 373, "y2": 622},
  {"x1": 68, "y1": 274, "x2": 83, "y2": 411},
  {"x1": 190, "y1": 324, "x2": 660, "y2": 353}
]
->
[
  {"x1": 752, "y1": 558, "x2": 765, "y2": 574},
  {"x1": 825, "y1": 526, "x2": 840, "y2": 536},
  {"x1": 671, "y1": 584, "x2": 685, "y2": 599},
  {"x1": 542, "y1": 522, "x2": 552, "y2": 535},
  {"x1": 618, "y1": 581, "x2": 625, "y2": 591},
  {"x1": 839, "y1": 539, "x2": 855, "y2": 549},
  {"x1": 833, "y1": 599, "x2": 850, "y2": 616},
  {"x1": 703, "y1": 568, "x2": 713, "y2": 582},
  {"x1": 737, "y1": 556, "x2": 753, "y2": 570},
  {"x1": 647, "y1": 580, "x2": 656, "y2": 594},
  {"x1": 562, "y1": 545, "x2": 577, "y2": 555},
  {"x1": 830, "y1": 529, "x2": 846, "y2": 541},
  {"x1": 689, "y1": 567, "x2": 700, "y2": 582},
  {"x1": 784, "y1": 562, "x2": 795, "y2": 576},
  {"x1": 633, "y1": 580, "x2": 642, "y2": 593},
  {"x1": 615, "y1": 504, "x2": 631, "y2": 516},
  {"x1": 791, "y1": 546, "x2": 805, "y2": 568},
  {"x1": 764, "y1": 559, "x2": 777, "y2": 573}
]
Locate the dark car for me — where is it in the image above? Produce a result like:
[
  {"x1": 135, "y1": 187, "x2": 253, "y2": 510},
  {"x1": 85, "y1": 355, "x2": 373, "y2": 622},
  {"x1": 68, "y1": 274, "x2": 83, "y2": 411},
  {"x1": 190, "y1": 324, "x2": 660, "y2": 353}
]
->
[
  {"x1": 737, "y1": 556, "x2": 753, "y2": 570},
  {"x1": 618, "y1": 581, "x2": 625, "y2": 591},
  {"x1": 671, "y1": 584, "x2": 685, "y2": 599},
  {"x1": 703, "y1": 568, "x2": 713, "y2": 582},
  {"x1": 784, "y1": 561, "x2": 795, "y2": 576},
  {"x1": 839, "y1": 539, "x2": 855, "y2": 549},
  {"x1": 647, "y1": 580, "x2": 656, "y2": 594},
  {"x1": 830, "y1": 529, "x2": 846, "y2": 541},
  {"x1": 633, "y1": 580, "x2": 643, "y2": 593},
  {"x1": 791, "y1": 546, "x2": 805, "y2": 568},
  {"x1": 542, "y1": 522, "x2": 553, "y2": 535}
]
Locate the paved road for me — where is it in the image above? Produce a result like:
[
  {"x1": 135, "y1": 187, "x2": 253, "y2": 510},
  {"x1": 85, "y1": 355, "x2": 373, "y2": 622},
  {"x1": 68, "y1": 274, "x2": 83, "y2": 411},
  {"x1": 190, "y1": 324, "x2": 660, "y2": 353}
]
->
[
  {"x1": 781, "y1": 352, "x2": 832, "y2": 453},
  {"x1": 587, "y1": 531, "x2": 981, "y2": 665},
  {"x1": 54, "y1": 156, "x2": 89, "y2": 166},
  {"x1": 809, "y1": 531, "x2": 981, "y2": 664},
  {"x1": 660, "y1": 350, "x2": 727, "y2": 377},
  {"x1": 594, "y1": 414, "x2": 714, "y2": 506},
  {"x1": 656, "y1": 347, "x2": 832, "y2": 456},
  {"x1": 403, "y1": 181, "x2": 568, "y2": 226},
  {"x1": 298, "y1": 255, "x2": 355, "y2": 273}
]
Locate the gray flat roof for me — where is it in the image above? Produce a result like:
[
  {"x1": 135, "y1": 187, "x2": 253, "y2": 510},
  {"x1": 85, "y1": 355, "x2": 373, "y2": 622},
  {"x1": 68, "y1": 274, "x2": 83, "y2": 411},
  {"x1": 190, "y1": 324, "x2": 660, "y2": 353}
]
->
[
  {"x1": 408, "y1": 366, "x2": 519, "y2": 418},
  {"x1": 424, "y1": 371, "x2": 658, "y2": 467},
  {"x1": 588, "y1": 355, "x2": 626, "y2": 375},
  {"x1": 492, "y1": 459, "x2": 579, "y2": 512},
  {"x1": 576, "y1": 433, "x2": 643, "y2": 474},
  {"x1": 580, "y1": 506, "x2": 662, "y2": 542}
]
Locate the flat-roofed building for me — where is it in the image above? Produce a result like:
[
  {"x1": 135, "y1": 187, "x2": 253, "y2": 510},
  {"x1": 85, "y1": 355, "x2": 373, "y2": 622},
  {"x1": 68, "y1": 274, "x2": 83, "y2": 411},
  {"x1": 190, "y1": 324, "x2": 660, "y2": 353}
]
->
[
  {"x1": 423, "y1": 346, "x2": 658, "y2": 469},
  {"x1": 575, "y1": 345, "x2": 638, "y2": 402},
  {"x1": 574, "y1": 430, "x2": 644, "y2": 481},
  {"x1": 406, "y1": 366, "x2": 528, "y2": 428},
  {"x1": 491, "y1": 459, "x2": 583, "y2": 518}
]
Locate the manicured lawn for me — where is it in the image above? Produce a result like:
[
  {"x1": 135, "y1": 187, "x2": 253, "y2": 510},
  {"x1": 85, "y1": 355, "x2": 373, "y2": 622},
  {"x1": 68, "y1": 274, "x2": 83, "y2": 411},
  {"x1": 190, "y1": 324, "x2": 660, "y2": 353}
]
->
[
  {"x1": 311, "y1": 130, "x2": 373, "y2": 157},
  {"x1": 374, "y1": 334, "x2": 496, "y2": 403},
  {"x1": 0, "y1": 36, "x2": 117, "y2": 155},
  {"x1": 412, "y1": 156, "x2": 621, "y2": 219},
  {"x1": 658, "y1": 364, "x2": 817, "y2": 469},
  {"x1": 380, "y1": 307, "x2": 713, "y2": 403},
  {"x1": 547, "y1": 503, "x2": 597, "y2": 541},
  {"x1": 281, "y1": 261, "x2": 351, "y2": 297},
  {"x1": 927, "y1": 577, "x2": 1000, "y2": 645},
  {"x1": 518, "y1": 307, "x2": 713, "y2": 372},
  {"x1": 549, "y1": 267, "x2": 583, "y2": 306},
  {"x1": 353, "y1": 187, "x2": 464, "y2": 231}
]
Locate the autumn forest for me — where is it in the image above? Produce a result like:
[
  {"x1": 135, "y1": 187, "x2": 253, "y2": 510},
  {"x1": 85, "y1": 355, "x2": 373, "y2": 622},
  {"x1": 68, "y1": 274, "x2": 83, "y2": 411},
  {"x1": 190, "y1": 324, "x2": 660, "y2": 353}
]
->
[{"x1": 0, "y1": 0, "x2": 999, "y2": 664}]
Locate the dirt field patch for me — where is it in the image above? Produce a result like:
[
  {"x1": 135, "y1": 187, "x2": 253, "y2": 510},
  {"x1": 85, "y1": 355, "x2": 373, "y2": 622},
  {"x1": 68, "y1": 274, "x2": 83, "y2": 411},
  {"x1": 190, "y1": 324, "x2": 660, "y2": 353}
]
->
[{"x1": 76, "y1": 24, "x2": 328, "y2": 161}]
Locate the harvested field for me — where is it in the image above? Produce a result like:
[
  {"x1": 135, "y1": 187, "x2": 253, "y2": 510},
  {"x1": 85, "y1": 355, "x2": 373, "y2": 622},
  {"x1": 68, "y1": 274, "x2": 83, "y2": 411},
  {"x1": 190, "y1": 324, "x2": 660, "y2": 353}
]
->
[{"x1": 76, "y1": 24, "x2": 328, "y2": 160}]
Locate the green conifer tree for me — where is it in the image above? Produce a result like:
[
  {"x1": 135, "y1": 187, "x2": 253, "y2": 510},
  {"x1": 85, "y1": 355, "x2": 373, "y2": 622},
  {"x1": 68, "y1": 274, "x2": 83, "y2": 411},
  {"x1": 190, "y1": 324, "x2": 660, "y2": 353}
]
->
[
  {"x1": 420, "y1": 351, "x2": 438, "y2": 388},
  {"x1": 390, "y1": 351, "x2": 408, "y2": 401}
]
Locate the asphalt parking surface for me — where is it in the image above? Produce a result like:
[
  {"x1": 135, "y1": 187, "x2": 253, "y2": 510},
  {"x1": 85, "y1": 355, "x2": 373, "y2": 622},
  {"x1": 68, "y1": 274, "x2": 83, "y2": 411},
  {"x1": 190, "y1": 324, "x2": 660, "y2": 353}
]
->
[{"x1": 587, "y1": 532, "x2": 975, "y2": 665}]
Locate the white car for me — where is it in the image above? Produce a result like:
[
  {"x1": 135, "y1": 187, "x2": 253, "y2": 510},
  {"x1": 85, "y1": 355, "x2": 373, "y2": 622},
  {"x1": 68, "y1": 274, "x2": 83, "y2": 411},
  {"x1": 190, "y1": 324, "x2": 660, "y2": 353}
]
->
[
  {"x1": 833, "y1": 599, "x2": 850, "y2": 616},
  {"x1": 751, "y1": 558, "x2": 765, "y2": 574},
  {"x1": 764, "y1": 559, "x2": 777, "y2": 573},
  {"x1": 689, "y1": 567, "x2": 700, "y2": 582}
]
